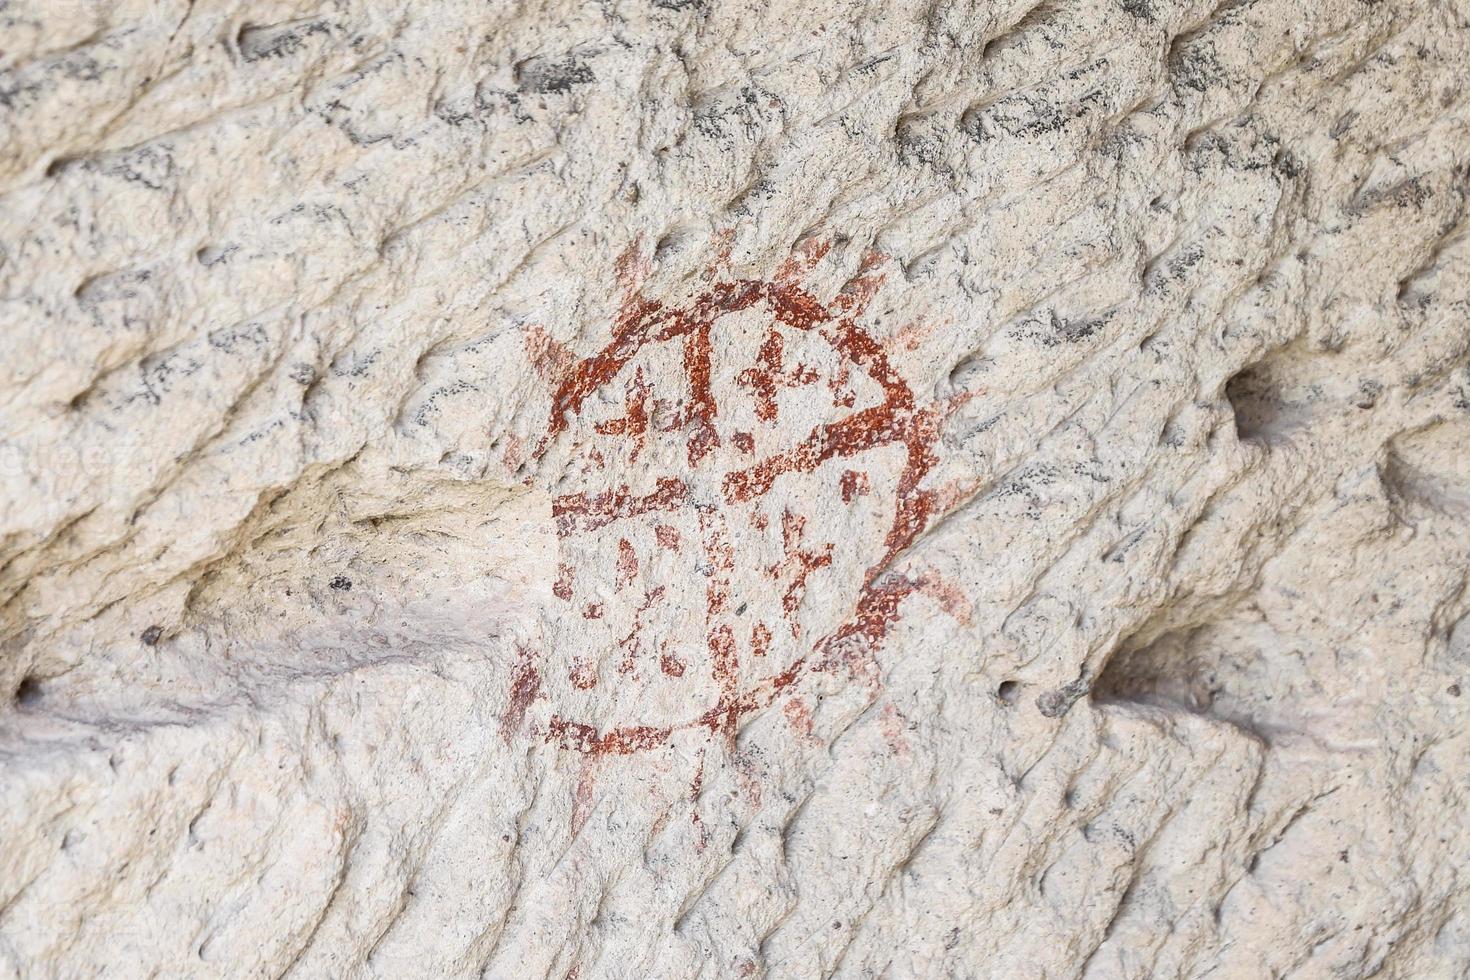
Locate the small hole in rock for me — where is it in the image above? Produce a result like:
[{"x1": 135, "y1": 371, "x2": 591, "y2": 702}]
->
[
  {"x1": 196, "y1": 244, "x2": 235, "y2": 267},
  {"x1": 958, "y1": 104, "x2": 986, "y2": 140},
  {"x1": 653, "y1": 226, "x2": 697, "y2": 264},
  {"x1": 141, "y1": 625, "x2": 163, "y2": 646},
  {"x1": 14, "y1": 676, "x2": 43, "y2": 708},
  {"x1": 997, "y1": 680, "x2": 1020, "y2": 705},
  {"x1": 1224, "y1": 362, "x2": 1275, "y2": 444}
]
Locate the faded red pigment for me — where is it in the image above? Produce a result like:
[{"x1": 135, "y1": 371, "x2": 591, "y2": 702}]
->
[{"x1": 517, "y1": 241, "x2": 966, "y2": 756}]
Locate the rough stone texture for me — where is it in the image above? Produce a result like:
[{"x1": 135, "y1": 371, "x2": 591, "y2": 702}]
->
[{"x1": 1, "y1": 0, "x2": 1468, "y2": 976}]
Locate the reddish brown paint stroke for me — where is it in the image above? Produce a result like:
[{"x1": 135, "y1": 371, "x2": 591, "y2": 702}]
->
[
  {"x1": 552, "y1": 477, "x2": 686, "y2": 536},
  {"x1": 501, "y1": 643, "x2": 541, "y2": 742}
]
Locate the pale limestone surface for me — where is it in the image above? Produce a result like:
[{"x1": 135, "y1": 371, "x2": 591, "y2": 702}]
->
[{"x1": 1, "y1": 0, "x2": 1468, "y2": 977}]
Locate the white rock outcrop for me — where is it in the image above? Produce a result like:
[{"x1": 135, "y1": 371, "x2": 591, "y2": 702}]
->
[{"x1": 1, "y1": 0, "x2": 1468, "y2": 976}]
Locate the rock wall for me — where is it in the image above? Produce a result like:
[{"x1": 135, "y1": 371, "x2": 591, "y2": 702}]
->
[{"x1": 1, "y1": 0, "x2": 1468, "y2": 976}]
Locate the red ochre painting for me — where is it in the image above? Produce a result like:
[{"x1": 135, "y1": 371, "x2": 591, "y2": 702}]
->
[{"x1": 509, "y1": 239, "x2": 974, "y2": 757}]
